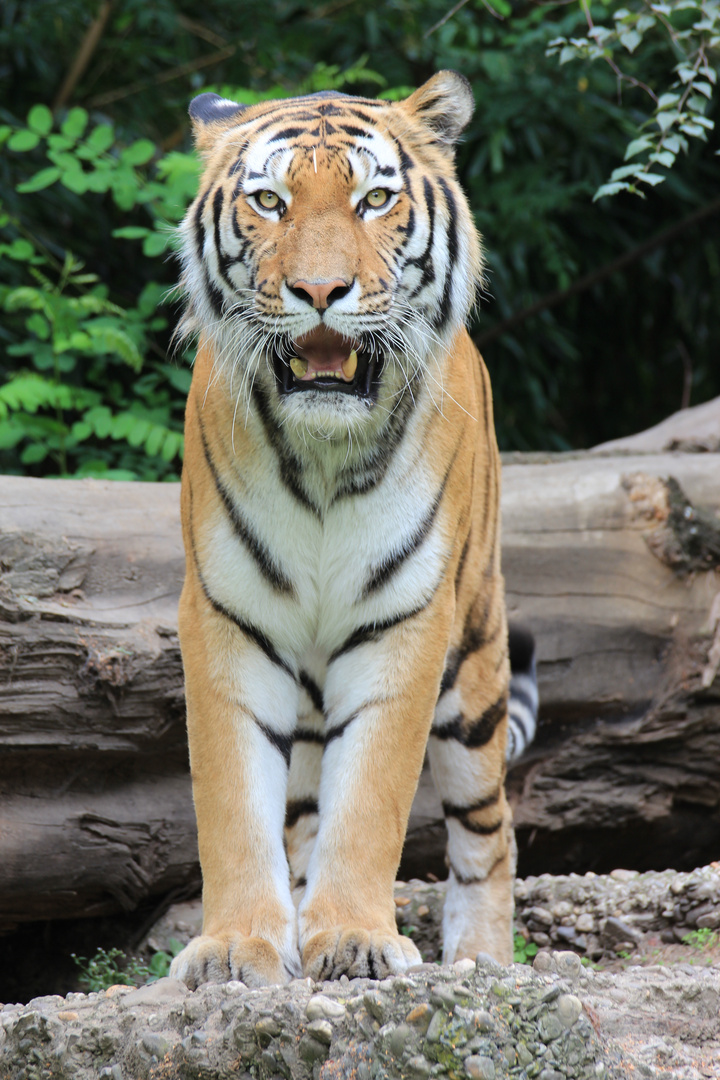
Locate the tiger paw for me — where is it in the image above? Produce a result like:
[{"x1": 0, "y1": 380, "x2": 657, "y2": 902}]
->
[
  {"x1": 301, "y1": 927, "x2": 421, "y2": 981},
  {"x1": 170, "y1": 933, "x2": 301, "y2": 989}
]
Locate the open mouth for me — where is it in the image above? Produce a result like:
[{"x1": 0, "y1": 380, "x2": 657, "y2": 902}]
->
[{"x1": 273, "y1": 326, "x2": 384, "y2": 400}]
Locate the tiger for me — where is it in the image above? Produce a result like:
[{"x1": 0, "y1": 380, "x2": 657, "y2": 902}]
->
[{"x1": 169, "y1": 70, "x2": 538, "y2": 990}]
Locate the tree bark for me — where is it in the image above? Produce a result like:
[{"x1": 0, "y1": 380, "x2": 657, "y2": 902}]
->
[{"x1": 1, "y1": 449, "x2": 719, "y2": 925}]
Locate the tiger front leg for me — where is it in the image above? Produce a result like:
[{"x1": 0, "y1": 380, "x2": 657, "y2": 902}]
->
[
  {"x1": 298, "y1": 606, "x2": 452, "y2": 981},
  {"x1": 170, "y1": 577, "x2": 301, "y2": 989}
]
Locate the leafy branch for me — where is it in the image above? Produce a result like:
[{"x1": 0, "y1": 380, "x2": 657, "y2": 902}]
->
[{"x1": 547, "y1": 0, "x2": 719, "y2": 198}]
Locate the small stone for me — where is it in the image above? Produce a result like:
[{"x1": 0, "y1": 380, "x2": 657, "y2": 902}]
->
[
  {"x1": 307, "y1": 994, "x2": 346, "y2": 1020},
  {"x1": 554, "y1": 951, "x2": 582, "y2": 980},
  {"x1": 575, "y1": 913, "x2": 595, "y2": 933},
  {"x1": 603, "y1": 916, "x2": 642, "y2": 945},
  {"x1": 298, "y1": 1034, "x2": 329, "y2": 1064},
  {"x1": 307, "y1": 1019, "x2": 333, "y2": 1045},
  {"x1": 610, "y1": 869, "x2": 638, "y2": 881},
  {"x1": 105, "y1": 985, "x2": 133, "y2": 998},
  {"x1": 531, "y1": 932, "x2": 551, "y2": 947},
  {"x1": 142, "y1": 1033, "x2": 171, "y2": 1057},
  {"x1": 395, "y1": 896, "x2": 411, "y2": 907},
  {"x1": 406, "y1": 1055, "x2": 432, "y2": 1078},
  {"x1": 538, "y1": 1014, "x2": 564, "y2": 1042},
  {"x1": 99, "y1": 1067, "x2": 123, "y2": 1080},
  {"x1": 475, "y1": 1010, "x2": 494, "y2": 1032},
  {"x1": 552, "y1": 901, "x2": 573, "y2": 919},
  {"x1": 56, "y1": 1011, "x2": 79, "y2": 1021},
  {"x1": 119, "y1": 978, "x2": 188, "y2": 1008},
  {"x1": 556, "y1": 994, "x2": 582, "y2": 1028},
  {"x1": 539, "y1": 1070, "x2": 564, "y2": 1080},
  {"x1": 532, "y1": 951, "x2": 555, "y2": 974},
  {"x1": 453, "y1": 958, "x2": 476, "y2": 976},
  {"x1": 417, "y1": 905, "x2": 430, "y2": 917},
  {"x1": 517, "y1": 1044, "x2": 533, "y2": 1067},
  {"x1": 363, "y1": 990, "x2": 387, "y2": 1023},
  {"x1": 255, "y1": 1016, "x2": 281, "y2": 1046},
  {"x1": 225, "y1": 980, "x2": 246, "y2": 995},
  {"x1": 465, "y1": 1054, "x2": 496, "y2": 1079},
  {"x1": 406, "y1": 1003, "x2": 433, "y2": 1032},
  {"x1": 475, "y1": 953, "x2": 504, "y2": 974},
  {"x1": 528, "y1": 906, "x2": 554, "y2": 927},
  {"x1": 425, "y1": 1009, "x2": 445, "y2": 1042},
  {"x1": 387, "y1": 1022, "x2": 411, "y2": 1057}
]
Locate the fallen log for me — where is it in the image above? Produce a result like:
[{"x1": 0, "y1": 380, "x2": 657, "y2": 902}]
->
[{"x1": 0, "y1": 448, "x2": 719, "y2": 925}]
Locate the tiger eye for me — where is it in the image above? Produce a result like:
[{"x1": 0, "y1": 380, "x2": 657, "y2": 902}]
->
[
  {"x1": 365, "y1": 188, "x2": 389, "y2": 208},
  {"x1": 257, "y1": 190, "x2": 280, "y2": 210}
]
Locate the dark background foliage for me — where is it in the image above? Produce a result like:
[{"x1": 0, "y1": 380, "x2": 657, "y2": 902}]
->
[{"x1": 1, "y1": 0, "x2": 719, "y2": 477}]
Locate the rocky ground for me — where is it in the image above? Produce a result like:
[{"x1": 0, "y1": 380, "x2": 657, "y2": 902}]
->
[{"x1": 2, "y1": 866, "x2": 719, "y2": 1079}]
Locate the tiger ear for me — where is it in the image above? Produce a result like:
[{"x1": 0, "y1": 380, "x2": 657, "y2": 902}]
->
[
  {"x1": 188, "y1": 93, "x2": 247, "y2": 151},
  {"x1": 399, "y1": 70, "x2": 475, "y2": 153}
]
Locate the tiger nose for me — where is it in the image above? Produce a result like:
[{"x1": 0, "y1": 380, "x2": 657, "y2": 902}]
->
[{"x1": 289, "y1": 279, "x2": 353, "y2": 309}]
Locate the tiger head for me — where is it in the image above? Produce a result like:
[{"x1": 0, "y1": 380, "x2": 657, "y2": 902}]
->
[{"x1": 180, "y1": 71, "x2": 484, "y2": 439}]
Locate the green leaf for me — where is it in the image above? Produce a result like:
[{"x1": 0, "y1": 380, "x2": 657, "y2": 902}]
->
[
  {"x1": 142, "y1": 231, "x2": 170, "y2": 257},
  {"x1": 5, "y1": 239, "x2": 35, "y2": 261},
  {"x1": 610, "y1": 164, "x2": 643, "y2": 181},
  {"x1": 679, "y1": 122, "x2": 708, "y2": 138},
  {"x1": 21, "y1": 443, "x2": 49, "y2": 464},
  {"x1": 27, "y1": 104, "x2": 53, "y2": 136},
  {"x1": 657, "y1": 92, "x2": 681, "y2": 109},
  {"x1": 648, "y1": 150, "x2": 675, "y2": 168},
  {"x1": 637, "y1": 172, "x2": 665, "y2": 186},
  {"x1": 61, "y1": 107, "x2": 88, "y2": 140},
  {"x1": 16, "y1": 166, "x2": 61, "y2": 193},
  {"x1": 60, "y1": 169, "x2": 90, "y2": 194},
  {"x1": 121, "y1": 139, "x2": 156, "y2": 166},
  {"x1": 85, "y1": 124, "x2": 115, "y2": 154},
  {"x1": 656, "y1": 110, "x2": 680, "y2": 132},
  {"x1": 112, "y1": 226, "x2": 152, "y2": 240},
  {"x1": 145, "y1": 425, "x2": 164, "y2": 457},
  {"x1": 624, "y1": 136, "x2": 653, "y2": 160},
  {"x1": 8, "y1": 129, "x2": 41, "y2": 152},
  {"x1": 593, "y1": 181, "x2": 633, "y2": 200},
  {"x1": 619, "y1": 29, "x2": 642, "y2": 52}
]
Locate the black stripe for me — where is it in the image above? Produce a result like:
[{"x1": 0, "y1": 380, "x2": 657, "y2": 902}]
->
[
  {"x1": 269, "y1": 126, "x2": 309, "y2": 142},
  {"x1": 508, "y1": 623, "x2": 536, "y2": 675},
  {"x1": 198, "y1": 410, "x2": 295, "y2": 595},
  {"x1": 508, "y1": 708, "x2": 531, "y2": 744},
  {"x1": 454, "y1": 533, "x2": 470, "y2": 592},
  {"x1": 442, "y1": 787, "x2": 500, "y2": 818},
  {"x1": 256, "y1": 720, "x2": 293, "y2": 766},
  {"x1": 193, "y1": 189, "x2": 210, "y2": 262},
  {"x1": 212, "y1": 186, "x2": 235, "y2": 292},
  {"x1": 195, "y1": 565, "x2": 295, "y2": 679},
  {"x1": 252, "y1": 384, "x2": 321, "y2": 518},
  {"x1": 409, "y1": 178, "x2": 436, "y2": 293},
  {"x1": 299, "y1": 671, "x2": 324, "y2": 714},
  {"x1": 293, "y1": 728, "x2": 325, "y2": 745},
  {"x1": 509, "y1": 682, "x2": 536, "y2": 717},
  {"x1": 333, "y1": 384, "x2": 417, "y2": 501},
  {"x1": 446, "y1": 815, "x2": 502, "y2": 837},
  {"x1": 285, "y1": 798, "x2": 319, "y2": 828},
  {"x1": 324, "y1": 712, "x2": 358, "y2": 746},
  {"x1": 329, "y1": 604, "x2": 426, "y2": 664},
  {"x1": 360, "y1": 440, "x2": 459, "y2": 599},
  {"x1": 443, "y1": 789, "x2": 503, "y2": 836},
  {"x1": 431, "y1": 694, "x2": 507, "y2": 748},
  {"x1": 187, "y1": 478, "x2": 294, "y2": 679},
  {"x1": 435, "y1": 178, "x2": 459, "y2": 330}
]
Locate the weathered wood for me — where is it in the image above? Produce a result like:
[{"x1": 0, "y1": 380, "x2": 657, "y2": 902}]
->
[{"x1": 1, "y1": 452, "x2": 719, "y2": 924}]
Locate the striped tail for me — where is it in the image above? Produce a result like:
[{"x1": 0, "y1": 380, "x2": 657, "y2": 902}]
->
[{"x1": 506, "y1": 623, "x2": 538, "y2": 764}]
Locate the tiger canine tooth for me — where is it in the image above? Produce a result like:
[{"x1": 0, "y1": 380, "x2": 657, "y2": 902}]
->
[
  {"x1": 342, "y1": 349, "x2": 358, "y2": 380},
  {"x1": 289, "y1": 357, "x2": 308, "y2": 379}
]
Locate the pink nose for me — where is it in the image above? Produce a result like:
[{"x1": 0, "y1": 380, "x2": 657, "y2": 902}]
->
[{"x1": 290, "y1": 279, "x2": 351, "y2": 309}]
